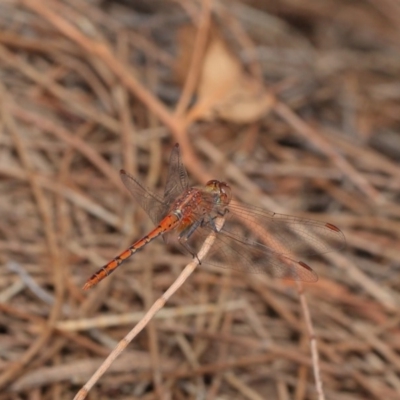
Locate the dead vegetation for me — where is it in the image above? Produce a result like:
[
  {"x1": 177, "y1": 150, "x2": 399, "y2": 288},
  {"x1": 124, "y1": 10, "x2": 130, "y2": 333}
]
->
[{"x1": 1, "y1": 0, "x2": 400, "y2": 399}]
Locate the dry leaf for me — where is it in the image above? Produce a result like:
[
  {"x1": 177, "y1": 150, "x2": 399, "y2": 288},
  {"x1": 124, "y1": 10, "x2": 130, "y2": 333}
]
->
[
  {"x1": 173, "y1": 24, "x2": 207, "y2": 87},
  {"x1": 188, "y1": 32, "x2": 273, "y2": 123}
]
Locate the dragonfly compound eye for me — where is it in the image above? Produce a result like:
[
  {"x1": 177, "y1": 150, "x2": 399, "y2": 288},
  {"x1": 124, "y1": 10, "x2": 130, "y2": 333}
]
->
[
  {"x1": 219, "y1": 183, "x2": 232, "y2": 203},
  {"x1": 206, "y1": 179, "x2": 218, "y2": 187}
]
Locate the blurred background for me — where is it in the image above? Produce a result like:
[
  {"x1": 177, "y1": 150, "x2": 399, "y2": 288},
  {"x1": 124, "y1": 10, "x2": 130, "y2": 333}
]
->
[{"x1": 1, "y1": 0, "x2": 400, "y2": 399}]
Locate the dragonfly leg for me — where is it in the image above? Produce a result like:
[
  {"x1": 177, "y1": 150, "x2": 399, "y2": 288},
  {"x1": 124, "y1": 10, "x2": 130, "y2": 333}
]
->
[
  {"x1": 178, "y1": 219, "x2": 204, "y2": 262},
  {"x1": 177, "y1": 208, "x2": 228, "y2": 263},
  {"x1": 202, "y1": 208, "x2": 229, "y2": 232},
  {"x1": 218, "y1": 208, "x2": 229, "y2": 217}
]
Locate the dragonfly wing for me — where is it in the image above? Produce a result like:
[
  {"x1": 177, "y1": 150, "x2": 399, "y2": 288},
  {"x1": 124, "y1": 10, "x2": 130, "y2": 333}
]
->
[
  {"x1": 120, "y1": 169, "x2": 167, "y2": 225},
  {"x1": 163, "y1": 144, "x2": 189, "y2": 208},
  {"x1": 171, "y1": 203, "x2": 344, "y2": 281},
  {"x1": 175, "y1": 222, "x2": 318, "y2": 282},
  {"x1": 225, "y1": 203, "x2": 346, "y2": 257}
]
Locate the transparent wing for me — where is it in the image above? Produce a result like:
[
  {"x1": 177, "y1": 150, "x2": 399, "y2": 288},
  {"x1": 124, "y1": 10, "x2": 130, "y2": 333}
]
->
[
  {"x1": 225, "y1": 203, "x2": 346, "y2": 257},
  {"x1": 120, "y1": 144, "x2": 189, "y2": 230},
  {"x1": 120, "y1": 169, "x2": 167, "y2": 225},
  {"x1": 163, "y1": 143, "x2": 189, "y2": 208},
  {"x1": 172, "y1": 202, "x2": 345, "y2": 281}
]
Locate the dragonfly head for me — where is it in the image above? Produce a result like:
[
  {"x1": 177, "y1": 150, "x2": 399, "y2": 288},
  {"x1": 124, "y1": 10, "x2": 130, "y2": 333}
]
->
[{"x1": 205, "y1": 180, "x2": 232, "y2": 206}]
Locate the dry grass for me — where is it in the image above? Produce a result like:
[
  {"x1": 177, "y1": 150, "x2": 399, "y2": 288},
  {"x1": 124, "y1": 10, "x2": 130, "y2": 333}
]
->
[{"x1": 1, "y1": 0, "x2": 400, "y2": 399}]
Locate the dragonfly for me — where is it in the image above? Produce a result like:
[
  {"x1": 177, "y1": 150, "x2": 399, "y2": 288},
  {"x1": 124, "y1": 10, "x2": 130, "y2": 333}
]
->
[{"x1": 83, "y1": 144, "x2": 345, "y2": 290}]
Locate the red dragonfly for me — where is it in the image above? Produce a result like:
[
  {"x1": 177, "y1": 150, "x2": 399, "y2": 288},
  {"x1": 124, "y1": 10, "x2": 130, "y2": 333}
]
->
[{"x1": 83, "y1": 144, "x2": 345, "y2": 289}]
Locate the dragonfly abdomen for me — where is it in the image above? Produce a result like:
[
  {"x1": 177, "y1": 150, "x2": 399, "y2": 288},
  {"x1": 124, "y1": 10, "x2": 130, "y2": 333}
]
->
[{"x1": 83, "y1": 213, "x2": 180, "y2": 289}]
